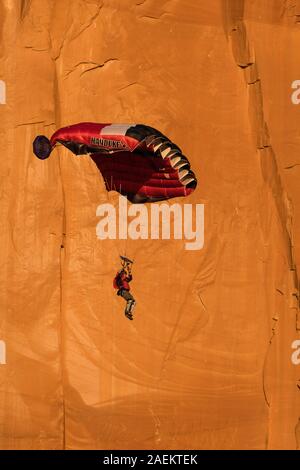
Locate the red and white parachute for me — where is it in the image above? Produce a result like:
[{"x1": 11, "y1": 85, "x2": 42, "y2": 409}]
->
[{"x1": 33, "y1": 123, "x2": 197, "y2": 203}]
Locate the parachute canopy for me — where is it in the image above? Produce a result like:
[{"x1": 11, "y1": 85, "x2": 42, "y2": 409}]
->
[{"x1": 33, "y1": 123, "x2": 197, "y2": 203}]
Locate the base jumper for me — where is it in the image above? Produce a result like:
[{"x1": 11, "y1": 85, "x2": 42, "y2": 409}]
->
[{"x1": 113, "y1": 256, "x2": 136, "y2": 320}]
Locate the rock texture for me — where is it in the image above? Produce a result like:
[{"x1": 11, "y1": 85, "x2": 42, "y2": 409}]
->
[{"x1": 0, "y1": 0, "x2": 299, "y2": 450}]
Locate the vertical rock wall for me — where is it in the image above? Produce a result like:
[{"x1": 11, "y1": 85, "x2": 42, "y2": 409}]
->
[{"x1": 0, "y1": 0, "x2": 299, "y2": 449}]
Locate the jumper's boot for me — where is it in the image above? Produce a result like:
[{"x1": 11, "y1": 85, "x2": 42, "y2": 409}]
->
[
  {"x1": 128, "y1": 299, "x2": 136, "y2": 314},
  {"x1": 125, "y1": 299, "x2": 136, "y2": 320}
]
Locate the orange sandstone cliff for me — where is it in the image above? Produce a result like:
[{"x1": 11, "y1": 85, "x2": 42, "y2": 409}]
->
[{"x1": 0, "y1": 0, "x2": 299, "y2": 449}]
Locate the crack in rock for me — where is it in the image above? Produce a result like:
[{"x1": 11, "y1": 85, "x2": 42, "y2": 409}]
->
[
  {"x1": 79, "y1": 59, "x2": 119, "y2": 77},
  {"x1": 284, "y1": 164, "x2": 300, "y2": 170},
  {"x1": 118, "y1": 82, "x2": 138, "y2": 92},
  {"x1": 63, "y1": 59, "x2": 119, "y2": 79},
  {"x1": 69, "y1": 3, "x2": 103, "y2": 42},
  {"x1": 64, "y1": 61, "x2": 99, "y2": 79},
  {"x1": 15, "y1": 120, "x2": 45, "y2": 128},
  {"x1": 24, "y1": 46, "x2": 48, "y2": 52},
  {"x1": 140, "y1": 13, "x2": 168, "y2": 20}
]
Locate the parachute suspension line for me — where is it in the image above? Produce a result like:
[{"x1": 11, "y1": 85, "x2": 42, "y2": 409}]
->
[
  {"x1": 103, "y1": 175, "x2": 109, "y2": 189},
  {"x1": 121, "y1": 180, "x2": 129, "y2": 262}
]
